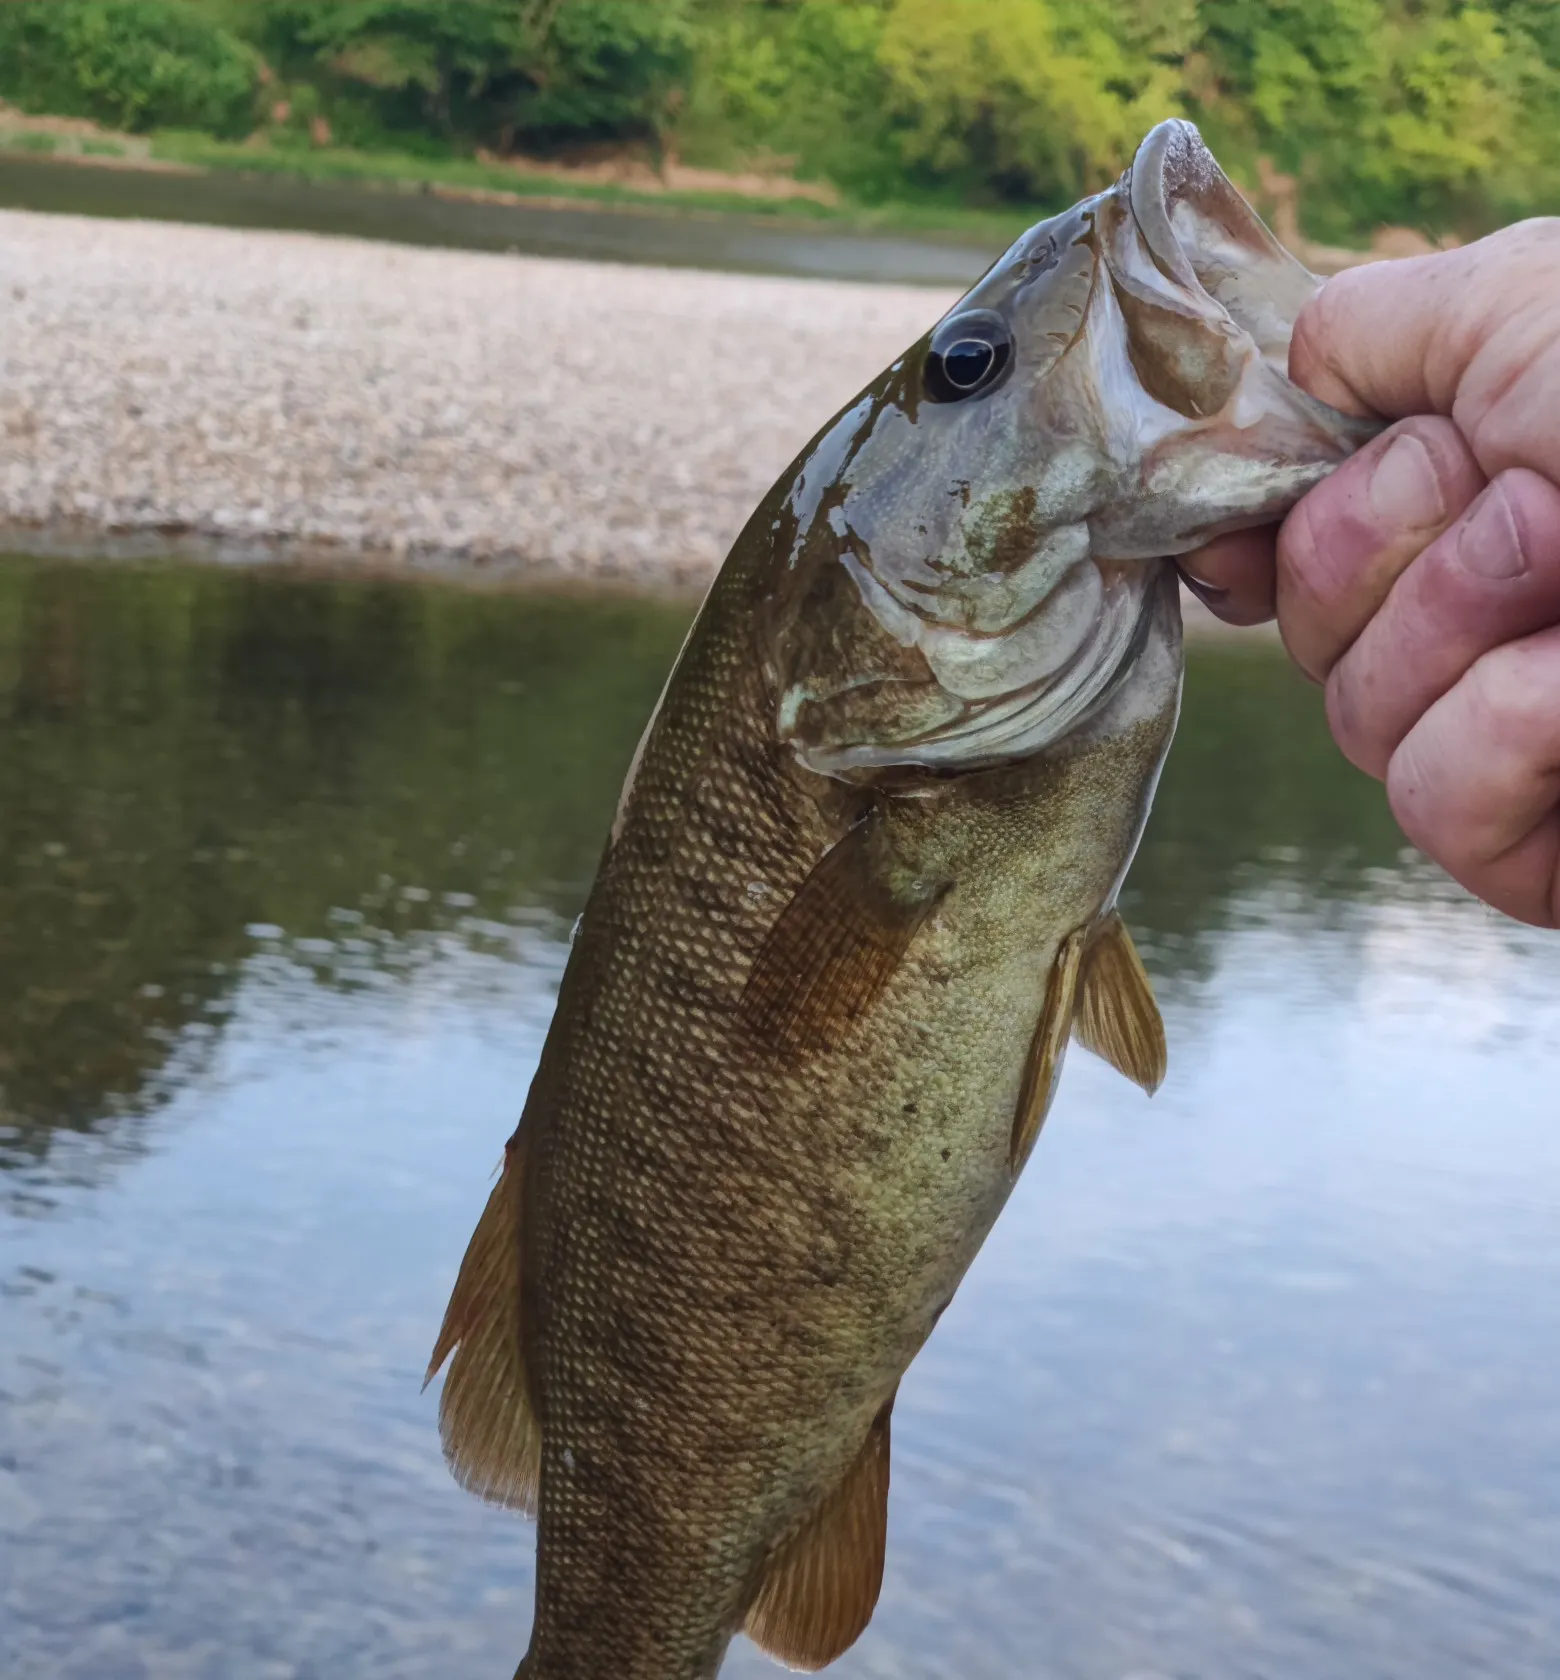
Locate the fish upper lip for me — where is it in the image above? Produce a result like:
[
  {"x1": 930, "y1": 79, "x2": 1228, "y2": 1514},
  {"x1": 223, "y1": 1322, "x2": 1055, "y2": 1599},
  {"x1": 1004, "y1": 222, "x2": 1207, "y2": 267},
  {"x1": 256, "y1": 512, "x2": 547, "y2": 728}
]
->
[
  {"x1": 1120, "y1": 118, "x2": 1317, "y2": 346},
  {"x1": 1126, "y1": 119, "x2": 1211, "y2": 294}
]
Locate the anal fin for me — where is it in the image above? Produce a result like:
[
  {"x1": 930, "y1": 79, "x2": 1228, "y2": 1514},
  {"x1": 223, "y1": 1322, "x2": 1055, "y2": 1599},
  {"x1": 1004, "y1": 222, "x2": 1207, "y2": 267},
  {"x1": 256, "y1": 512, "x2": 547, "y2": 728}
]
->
[
  {"x1": 1010, "y1": 925, "x2": 1088, "y2": 1172},
  {"x1": 744, "y1": 1401, "x2": 893, "y2": 1670},
  {"x1": 425, "y1": 1135, "x2": 541, "y2": 1514},
  {"x1": 740, "y1": 816, "x2": 942, "y2": 1057},
  {"x1": 1073, "y1": 911, "x2": 1166, "y2": 1094}
]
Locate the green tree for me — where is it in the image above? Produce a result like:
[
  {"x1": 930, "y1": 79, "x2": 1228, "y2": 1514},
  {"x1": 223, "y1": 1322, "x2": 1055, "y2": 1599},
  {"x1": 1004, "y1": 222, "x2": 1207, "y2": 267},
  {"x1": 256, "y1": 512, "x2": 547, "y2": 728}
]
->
[
  {"x1": 1193, "y1": 0, "x2": 1549, "y2": 239},
  {"x1": 878, "y1": 0, "x2": 1195, "y2": 203},
  {"x1": 247, "y1": 0, "x2": 691, "y2": 150},
  {"x1": 1481, "y1": 0, "x2": 1560, "y2": 68},
  {"x1": 517, "y1": 1, "x2": 693, "y2": 147},
  {"x1": 0, "y1": 0, "x2": 259, "y2": 137},
  {"x1": 0, "y1": 0, "x2": 1555, "y2": 240},
  {"x1": 679, "y1": 1, "x2": 900, "y2": 197},
  {"x1": 252, "y1": 0, "x2": 529, "y2": 133}
]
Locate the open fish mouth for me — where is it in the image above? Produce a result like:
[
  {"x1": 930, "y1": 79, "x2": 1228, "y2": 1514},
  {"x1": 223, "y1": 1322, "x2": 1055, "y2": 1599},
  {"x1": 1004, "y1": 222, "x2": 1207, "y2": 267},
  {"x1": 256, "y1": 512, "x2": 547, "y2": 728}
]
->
[
  {"x1": 1123, "y1": 118, "x2": 1321, "y2": 368},
  {"x1": 1081, "y1": 119, "x2": 1382, "y2": 559}
]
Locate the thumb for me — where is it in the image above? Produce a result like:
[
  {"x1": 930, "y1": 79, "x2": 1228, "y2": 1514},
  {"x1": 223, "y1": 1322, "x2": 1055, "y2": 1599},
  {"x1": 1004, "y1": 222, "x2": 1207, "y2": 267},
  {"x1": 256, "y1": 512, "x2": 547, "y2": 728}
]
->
[{"x1": 1288, "y1": 220, "x2": 1560, "y2": 484}]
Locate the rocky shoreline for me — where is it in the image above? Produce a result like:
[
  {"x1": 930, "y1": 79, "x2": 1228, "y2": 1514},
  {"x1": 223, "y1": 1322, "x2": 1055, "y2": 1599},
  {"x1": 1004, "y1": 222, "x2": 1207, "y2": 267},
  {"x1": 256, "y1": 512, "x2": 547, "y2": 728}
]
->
[
  {"x1": 0, "y1": 207, "x2": 1252, "y2": 633},
  {"x1": 1, "y1": 208, "x2": 949, "y2": 586}
]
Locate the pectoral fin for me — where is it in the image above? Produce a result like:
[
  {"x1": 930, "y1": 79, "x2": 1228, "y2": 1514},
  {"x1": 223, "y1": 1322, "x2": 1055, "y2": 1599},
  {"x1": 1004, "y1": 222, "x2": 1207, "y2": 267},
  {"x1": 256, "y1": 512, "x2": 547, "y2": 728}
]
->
[
  {"x1": 1073, "y1": 911, "x2": 1166, "y2": 1094},
  {"x1": 1010, "y1": 925, "x2": 1088, "y2": 1172},
  {"x1": 740, "y1": 816, "x2": 942, "y2": 1056},
  {"x1": 744, "y1": 1401, "x2": 893, "y2": 1670},
  {"x1": 425, "y1": 1136, "x2": 541, "y2": 1514}
]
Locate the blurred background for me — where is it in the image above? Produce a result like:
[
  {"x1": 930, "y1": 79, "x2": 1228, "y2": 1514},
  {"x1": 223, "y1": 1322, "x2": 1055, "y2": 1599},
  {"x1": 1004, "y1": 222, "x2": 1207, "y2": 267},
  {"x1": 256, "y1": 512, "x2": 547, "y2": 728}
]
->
[
  {"x1": 1, "y1": 0, "x2": 1558, "y2": 249},
  {"x1": 1, "y1": 5, "x2": 1559, "y2": 1680}
]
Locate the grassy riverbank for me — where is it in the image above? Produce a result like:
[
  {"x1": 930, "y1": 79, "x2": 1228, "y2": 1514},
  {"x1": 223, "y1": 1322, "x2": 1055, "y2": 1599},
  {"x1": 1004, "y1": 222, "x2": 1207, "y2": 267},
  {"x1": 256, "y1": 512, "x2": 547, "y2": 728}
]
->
[
  {"x1": 0, "y1": 112, "x2": 1401, "y2": 277},
  {"x1": 0, "y1": 113, "x2": 1041, "y2": 242}
]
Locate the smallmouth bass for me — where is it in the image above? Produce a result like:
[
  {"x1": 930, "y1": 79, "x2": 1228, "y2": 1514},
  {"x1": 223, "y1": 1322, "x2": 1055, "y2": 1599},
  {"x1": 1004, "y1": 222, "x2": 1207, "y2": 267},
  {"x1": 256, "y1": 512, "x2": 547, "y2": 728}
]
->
[{"x1": 429, "y1": 122, "x2": 1376, "y2": 1679}]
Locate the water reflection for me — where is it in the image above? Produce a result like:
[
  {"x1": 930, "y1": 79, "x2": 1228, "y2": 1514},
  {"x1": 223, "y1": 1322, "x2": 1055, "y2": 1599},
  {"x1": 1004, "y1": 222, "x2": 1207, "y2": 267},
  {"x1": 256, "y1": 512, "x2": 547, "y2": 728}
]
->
[
  {"x1": 2, "y1": 557, "x2": 1558, "y2": 1679},
  {"x1": 0, "y1": 558, "x2": 689, "y2": 1169},
  {"x1": 0, "y1": 557, "x2": 1409, "y2": 1166}
]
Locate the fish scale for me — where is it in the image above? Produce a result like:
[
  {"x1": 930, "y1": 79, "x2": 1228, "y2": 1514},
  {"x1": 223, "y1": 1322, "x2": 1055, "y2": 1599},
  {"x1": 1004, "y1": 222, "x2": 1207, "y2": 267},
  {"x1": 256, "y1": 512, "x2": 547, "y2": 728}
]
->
[{"x1": 428, "y1": 121, "x2": 1377, "y2": 1680}]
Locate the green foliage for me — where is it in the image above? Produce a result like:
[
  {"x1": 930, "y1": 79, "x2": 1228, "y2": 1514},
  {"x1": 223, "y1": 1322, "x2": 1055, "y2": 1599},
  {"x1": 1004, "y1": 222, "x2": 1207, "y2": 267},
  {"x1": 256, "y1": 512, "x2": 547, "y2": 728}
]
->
[
  {"x1": 679, "y1": 0, "x2": 1560, "y2": 231},
  {"x1": 1489, "y1": 0, "x2": 1560, "y2": 67},
  {"x1": 0, "y1": 0, "x2": 258, "y2": 138},
  {"x1": 0, "y1": 0, "x2": 1556, "y2": 238},
  {"x1": 678, "y1": 3, "x2": 904, "y2": 200},
  {"x1": 252, "y1": 0, "x2": 525, "y2": 80},
  {"x1": 519, "y1": 1, "x2": 692, "y2": 143},
  {"x1": 1195, "y1": 0, "x2": 1550, "y2": 240},
  {"x1": 877, "y1": 0, "x2": 1194, "y2": 203},
  {"x1": 243, "y1": 0, "x2": 691, "y2": 150}
]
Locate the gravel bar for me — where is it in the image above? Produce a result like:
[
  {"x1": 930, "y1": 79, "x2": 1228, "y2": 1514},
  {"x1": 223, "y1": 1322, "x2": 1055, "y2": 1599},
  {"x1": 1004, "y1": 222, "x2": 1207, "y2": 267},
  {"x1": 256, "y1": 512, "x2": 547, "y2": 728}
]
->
[{"x1": 0, "y1": 209, "x2": 954, "y2": 587}]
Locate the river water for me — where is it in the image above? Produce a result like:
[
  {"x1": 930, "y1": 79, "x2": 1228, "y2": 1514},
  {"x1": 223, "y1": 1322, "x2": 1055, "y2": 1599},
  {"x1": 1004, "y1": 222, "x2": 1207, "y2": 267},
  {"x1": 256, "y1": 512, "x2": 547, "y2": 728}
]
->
[
  {"x1": 1, "y1": 557, "x2": 1558, "y2": 1679},
  {"x1": 0, "y1": 155, "x2": 999, "y2": 286}
]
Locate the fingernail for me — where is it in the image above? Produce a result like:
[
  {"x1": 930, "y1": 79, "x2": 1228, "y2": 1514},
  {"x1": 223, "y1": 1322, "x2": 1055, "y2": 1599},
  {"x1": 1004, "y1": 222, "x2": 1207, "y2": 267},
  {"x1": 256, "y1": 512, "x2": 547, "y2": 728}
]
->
[
  {"x1": 1458, "y1": 483, "x2": 1527, "y2": 579},
  {"x1": 1367, "y1": 433, "x2": 1444, "y2": 529},
  {"x1": 1181, "y1": 573, "x2": 1228, "y2": 607}
]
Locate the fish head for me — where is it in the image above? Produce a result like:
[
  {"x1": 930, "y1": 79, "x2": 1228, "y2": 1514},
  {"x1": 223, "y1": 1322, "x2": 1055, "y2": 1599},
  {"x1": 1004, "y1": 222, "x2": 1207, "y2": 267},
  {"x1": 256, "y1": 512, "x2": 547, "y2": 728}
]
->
[{"x1": 764, "y1": 119, "x2": 1379, "y2": 782}]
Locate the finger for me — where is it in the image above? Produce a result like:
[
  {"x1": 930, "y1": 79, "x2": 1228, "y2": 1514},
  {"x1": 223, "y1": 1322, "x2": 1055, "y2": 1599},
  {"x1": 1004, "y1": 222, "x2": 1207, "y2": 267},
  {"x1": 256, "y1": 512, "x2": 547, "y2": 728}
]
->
[
  {"x1": 1276, "y1": 416, "x2": 1486, "y2": 680},
  {"x1": 1290, "y1": 220, "x2": 1560, "y2": 483},
  {"x1": 1178, "y1": 528, "x2": 1276, "y2": 625},
  {"x1": 1325, "y1": 469, "x2": 1560, "y2": 780},
  {"x1": 1386, "y1": 623, "x2": 1560, "y2": 929},
  {"x1": 1289, "y1": 246, "x2": 1471, "y2": 418}
]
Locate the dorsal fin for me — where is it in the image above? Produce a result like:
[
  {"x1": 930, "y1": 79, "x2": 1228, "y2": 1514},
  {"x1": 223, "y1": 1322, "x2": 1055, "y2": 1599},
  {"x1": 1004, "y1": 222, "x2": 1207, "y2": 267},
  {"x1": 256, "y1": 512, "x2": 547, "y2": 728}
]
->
[
  {"x1": 1073, "y1": 911, "x2": 1166, "y2": 1094},
  {"x1": 1010, "y1": 925, "x2": 1089, "y2": 1172},
  {"x1": 740, "y1": 817, "x2": 943, "y2": 1057},
  {"x1": 743, "y1": 1401, "x2": 894, "y2": 1670},
  {"x1": 425, "y1": 1136, "x2": 541, "y2": 1513}
]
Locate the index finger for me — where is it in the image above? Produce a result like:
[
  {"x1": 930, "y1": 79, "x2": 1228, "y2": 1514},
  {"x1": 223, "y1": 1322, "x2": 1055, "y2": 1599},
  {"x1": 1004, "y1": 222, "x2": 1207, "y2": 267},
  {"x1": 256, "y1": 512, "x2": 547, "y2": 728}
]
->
[
  {"x1": 1277, "y1": 416, "x2": 1486, "y2": 680},
  {"x1": 1178, "y1": 527, "x2": 1277, "y2": 626}
]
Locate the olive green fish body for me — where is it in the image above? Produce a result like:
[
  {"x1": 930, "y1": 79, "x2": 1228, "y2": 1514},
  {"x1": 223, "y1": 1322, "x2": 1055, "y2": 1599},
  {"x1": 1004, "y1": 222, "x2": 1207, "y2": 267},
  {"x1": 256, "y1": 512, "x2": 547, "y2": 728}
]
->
[
  {"x1": 516, "y1": 521, "x2": 1181, "y2": 1677},
  {"x1": 429, "y1": 120, "x2": 1378, "y2": 1680}
]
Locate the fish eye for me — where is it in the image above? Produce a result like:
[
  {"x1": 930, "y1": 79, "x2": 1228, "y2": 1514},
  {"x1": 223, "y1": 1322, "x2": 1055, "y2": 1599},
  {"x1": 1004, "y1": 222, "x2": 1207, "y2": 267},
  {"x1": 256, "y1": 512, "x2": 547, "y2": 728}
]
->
[
  {"x1": 943, "y1": 339, "x2": 994, "y2": 387},
  {"x1": 923, "y1": 310, "x2": 1013, "y2": 404}
]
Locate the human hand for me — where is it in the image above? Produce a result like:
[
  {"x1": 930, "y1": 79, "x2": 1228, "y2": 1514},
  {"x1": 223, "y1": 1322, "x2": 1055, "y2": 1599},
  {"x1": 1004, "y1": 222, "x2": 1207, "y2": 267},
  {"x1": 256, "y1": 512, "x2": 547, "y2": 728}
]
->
[{"x1": 1182, "y1": 221, "x2": 1560, "y2": 929}]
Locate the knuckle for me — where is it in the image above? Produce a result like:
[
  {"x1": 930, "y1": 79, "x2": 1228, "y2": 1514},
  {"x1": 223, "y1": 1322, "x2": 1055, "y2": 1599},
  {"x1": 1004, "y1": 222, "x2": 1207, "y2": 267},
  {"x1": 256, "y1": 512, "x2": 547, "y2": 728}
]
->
[
  {"x1": 1323, "y1": 664, "x2": 1384, "y2": 777},
  {"x1": 1466, "y1": 635, "x2": 1559, "y2": 739},
  {"x1": 1456, "y1": 288, "x2": 1560, "y2": 480},
  {"x1": 1382, "y1": 739, "x2": 1476, "y2": 890},
  {"x1": 1464, "y1": 219, "x2": 1560, "y2": 295},
  {"x1": 1383, "y1": 736, "x2": 1436, "y2": 842},
  {"x1": 1503, "y1": 216, "x2": 1560, "y2": 259},
  {"x1": 1276, "y1": 489, "x2": 1323, "y2": 593},
  {"x1": 1275, "y1": 497, "x2": 1336, "y2": 679}
]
